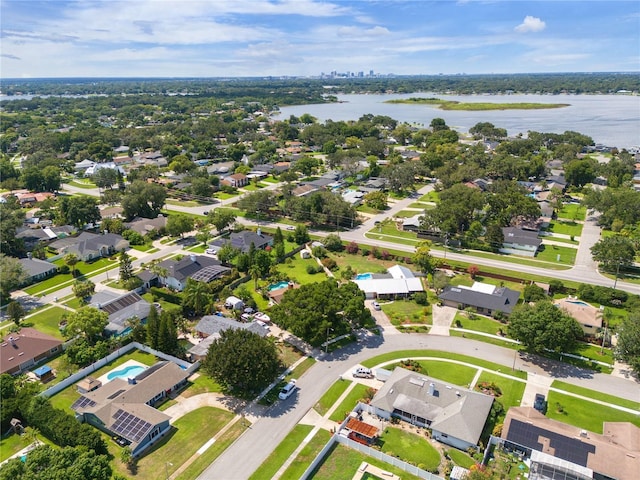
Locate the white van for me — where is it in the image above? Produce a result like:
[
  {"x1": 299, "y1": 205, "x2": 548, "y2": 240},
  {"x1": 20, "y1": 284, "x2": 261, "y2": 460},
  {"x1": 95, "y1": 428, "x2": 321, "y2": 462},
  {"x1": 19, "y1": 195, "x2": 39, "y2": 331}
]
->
[{"x1": 352, "y1": 367, "x2": 374, "y2": 379}]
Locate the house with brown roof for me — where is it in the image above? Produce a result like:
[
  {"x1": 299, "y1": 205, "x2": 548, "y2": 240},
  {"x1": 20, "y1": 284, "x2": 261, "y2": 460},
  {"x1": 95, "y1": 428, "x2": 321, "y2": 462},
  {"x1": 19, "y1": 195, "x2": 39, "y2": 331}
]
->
[
  {"x1": 221, "y1": 173, "x2": 248, "y2": 188},
  {"x1": 1, "y1": 328, "x2": 63, "y2": 375},
  {"x1": 71, "y1": 361, "x2": 189, "y2": 456},
  {"x1": 501, "y1": 407, "x2": 640, "y2": 480}
]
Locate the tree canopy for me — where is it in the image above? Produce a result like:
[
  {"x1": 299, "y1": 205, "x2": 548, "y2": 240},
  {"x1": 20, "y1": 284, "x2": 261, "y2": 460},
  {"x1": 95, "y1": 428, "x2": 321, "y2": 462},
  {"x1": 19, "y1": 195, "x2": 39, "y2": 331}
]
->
[
  {"x1": 121, "y1": 181, "x2": 167, "y2": 220},
  {"x1": 202, "y1": 328, "x2": 281, "y2": 396},
  {"x1": 590, "y1": 235, "x2": 636, "y2": 271},
  {"x1": 614, "y1": 314, "x2": 640, "y2": 375},
  {"x1": 508, "y1": 302, "x2": 583, "y2": 354},
  {"x1": 63, "y1": 307, "x2": 108, "y2": 343}
]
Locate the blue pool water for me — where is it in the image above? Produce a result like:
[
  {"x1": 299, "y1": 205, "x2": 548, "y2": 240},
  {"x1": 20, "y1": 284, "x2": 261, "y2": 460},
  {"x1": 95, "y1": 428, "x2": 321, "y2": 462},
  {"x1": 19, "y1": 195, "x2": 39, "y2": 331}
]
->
[
  {"x1": 268, "y1": 281, "x2": 290, "y2": 291},
  {"x1": 107, "y1": 365, "x2": 147, "y2": 381},
  {"x1": 567, "y1": 300, "x2": 590, "y2": 307},
  {"x1": 355, "y1": 273, "x2": 373, "y2": 280}
]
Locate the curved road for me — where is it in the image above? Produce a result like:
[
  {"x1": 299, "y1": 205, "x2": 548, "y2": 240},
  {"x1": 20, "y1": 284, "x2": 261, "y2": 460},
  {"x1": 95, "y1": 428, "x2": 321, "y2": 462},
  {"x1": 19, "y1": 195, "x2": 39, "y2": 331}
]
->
[{"x1": 198, "y1": 329, "x2": 639, "y2": 480}]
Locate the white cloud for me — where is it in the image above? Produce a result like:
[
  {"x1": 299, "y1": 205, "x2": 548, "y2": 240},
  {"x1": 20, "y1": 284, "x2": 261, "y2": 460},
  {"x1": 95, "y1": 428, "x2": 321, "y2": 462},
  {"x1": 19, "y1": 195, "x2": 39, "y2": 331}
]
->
[
  {"x1": 515, "y1": 16, "x2": 546, "y2": 33},
  {"x1": 336, "y1": 26, "x2": 390, "y2": 38}
]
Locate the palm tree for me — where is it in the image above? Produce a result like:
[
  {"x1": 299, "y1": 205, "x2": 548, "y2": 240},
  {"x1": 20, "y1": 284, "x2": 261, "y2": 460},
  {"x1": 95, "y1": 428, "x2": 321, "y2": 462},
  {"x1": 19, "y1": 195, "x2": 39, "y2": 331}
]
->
[
  {"x1": 64, "y1": 253, "x2": 79, "y2": 277},
  {"x1": 249, "y1": 264, "x2": 261, "y2": 290},
  {"x1": 182, "y1": 279, "x2": 211, "y2": 316}
]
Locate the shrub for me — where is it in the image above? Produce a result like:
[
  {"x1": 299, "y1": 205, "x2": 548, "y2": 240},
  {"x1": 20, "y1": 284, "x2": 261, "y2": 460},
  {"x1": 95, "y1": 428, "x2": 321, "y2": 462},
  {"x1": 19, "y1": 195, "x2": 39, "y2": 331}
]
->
[
  {"x1": 321, "y1": 258, "x2": 337, "y2": 270},
  {"x1": 59, "y1": 265, "x2": 70, "y2": 274},
  {"x1": 345, "y1": 241, "x2": 359, "y2": 254},
  {"x1": 306, "y1": 264, "x2": 322, "y2": 274},
  {"x1": 414, "y1": 292, "x2": 429, "y2": 305},
  {"x1": 360, "y1": 247, "x2": 370, "y2": 256},
  {"x1": 312, "y1": 245, "x2": 327, "y2": 258}
]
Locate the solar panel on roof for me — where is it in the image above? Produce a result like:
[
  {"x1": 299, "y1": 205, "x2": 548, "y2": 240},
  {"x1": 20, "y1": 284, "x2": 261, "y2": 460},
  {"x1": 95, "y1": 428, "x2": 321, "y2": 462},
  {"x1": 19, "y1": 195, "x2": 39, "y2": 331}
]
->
[
  {"x1": 101, "y1": 293, "x2": 143, "y2": 314},
  {"x1": 71, "y1": 396, "x2": 97, "y2": 410},
  {"x1": 506, "y1": 419, "x2": 595, "y2": 467},
  {"x1": 107, "y1": 389, "x2": 126, "y2": 399},
  {"x1": 111, "y1": 409, "x2": 153, "y2": 443}
]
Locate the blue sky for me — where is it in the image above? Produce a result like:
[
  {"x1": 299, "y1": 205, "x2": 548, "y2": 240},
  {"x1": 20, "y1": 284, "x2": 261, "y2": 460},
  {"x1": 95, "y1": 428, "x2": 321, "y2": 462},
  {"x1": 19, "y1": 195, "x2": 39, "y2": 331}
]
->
[{"x1": 1, "y1": 0, "x2": 638, "y2": 78}]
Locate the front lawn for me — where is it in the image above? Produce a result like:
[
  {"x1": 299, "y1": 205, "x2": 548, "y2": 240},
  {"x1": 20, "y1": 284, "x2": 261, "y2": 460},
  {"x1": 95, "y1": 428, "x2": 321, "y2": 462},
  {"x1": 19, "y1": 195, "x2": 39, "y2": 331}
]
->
[
  {"x1": 24, "y1": 258, "x2": 117, "y2": 296},
  {"x1": 123, "y1": 407, "x2": 235, "y2": 480},
  {"x1": 546, "y1": 391, "x2": 640, "y2": 433},
  {"x1": 381, "y1": 299, "x2": 431, "y2": 326},
  {"x1": 379, "y1": 426, "x2": 440, "y2": 472},
  {"x1": 388, "y1": 360, "x2": 477, "y2": 387},
  {"x1": 22, "y1": 306, "x2": 68, "y2": 339},
  {"x1": 545, "y1": 220, "x2": 584, "y2": 237},
  {"x1": 551, "y1": 381, "x2": 640, "y2": 410},
  {"x1": 329, "y1": 383, "x2": 372, "y2": 422},
  {"x1": 131, "y1": 243, "x2": 157, "y2": 252},
  {"x1": 248, "y1": 424, "x2": 313, "y2": 480},
  {"x1": 557, "y1": 203, "x2": 586, "y2": 221},
  {"x1": 314, "y1": 379, "x2": 351, "y2": 416},
  {"x1": 454, "y1": 312, "x2": 505, "y2": 336},
  {"x1": 474, "y1": 371, "x2": 526, "y2": 411},
  {"x1": 535, "y1": 244, "x2": 577, "y2": 265},
  {"x1": 180, "y1": 373, "x2": 223, "y2": 398}
]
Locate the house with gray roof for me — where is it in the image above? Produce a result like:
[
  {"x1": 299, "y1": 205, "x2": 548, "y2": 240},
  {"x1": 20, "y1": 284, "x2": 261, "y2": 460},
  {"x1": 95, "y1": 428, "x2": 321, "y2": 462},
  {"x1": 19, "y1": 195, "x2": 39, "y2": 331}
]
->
[
  {"x1": 155, "y1": 254, "x2": 231, "y2": 291},
  {"x1": 501, "y1": 227, "x2": 542, "y2": 257},
  {"x1": 19, "y1": 257, "x2": 57, "y2": 285},
  {"x1": 125, "y1": 215, "x2": 167, "y2": 235},
  {"x1": 209, "y1": 230, "x2": 273, "y2": 254},
  {"x1": 439, "y1": 281, "x2": 520, "y2": 316},
  {"x1": 369, "y1": 367, "x2": 494, "y2": 450},
  {"x1": 89, "y1": 291, "x2": 153, "y2": 336},
  {"x1": 188, "y1": 315, "x2": 267, "y2": 360},
  {"x1": 71, "y1": 361, "x2": 188, "y2": 456},
  {"x1": 49, "y1": 232, "x2": 129, "y2": 262}
]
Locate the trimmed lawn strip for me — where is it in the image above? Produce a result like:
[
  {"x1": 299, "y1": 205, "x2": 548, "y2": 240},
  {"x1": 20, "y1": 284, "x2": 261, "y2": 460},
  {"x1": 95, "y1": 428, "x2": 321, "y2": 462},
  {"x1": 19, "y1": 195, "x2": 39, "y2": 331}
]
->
[
  {"x1": 176, "y1": 420, "x2": 248, "y2": 480},
  {"x1": 248, "y1": 424, "x2": 313, "y2": 480},
  {"x1": 361, "y1": 350, "x2": 527, "y2": 379},
  {"x1": 379, "y1": 426, "x2": 440, "y2": 471},
  {"x1": 314, "y1": 379, "x2": 351, "y2": 416},
  {"x1": 546, "y1": 391, "x2": 640, "y2": 433},
  {"x1": 447, "y1": 448, "x2": 476, "y2": 469},
  {"x1": 279, "y1": 429, "x2": 332, "y2": 479},
  {"x1": 551, "y1": 381, "x2": 640, "y2": 410},
  {"x1": 452, "y1": 248, "x2": 573, "y2": 269},
  {"x1": 475, "y1": 372, "x2": 526, "y2": 410},
  {"x1": 22, "y1": 306, "x2": 68, "y2": 339},
  {"x1": 130, "y1": 407, "x2": 235, "y2": 480},
  {"x1": 24, "y1": 258, "x2": 118, "y2": 295},
  {"x1": 450, "y1": 330, "x2": 520, "y2": 350},
  {"x1": 329, "y1": 383, "x2": 371, "y2": 422},
  {"x1": 454, "y1": 313, "x2": 505, "y2": 336},
  {"x1": 542, "y1": 236, "x2": 578, "y2": 245},
  {"x1": 387, "y1": 360, "x2": 477, "y2": 387},
  {"x1": 536, "y1": 244, "x2": 577, "y2": 264},
  {"x1": 131, "y1": 244, "x2": 156, "y2": 252},
  {"x1": 309, "y1": 443, "x2": 424, "y2": 480}
]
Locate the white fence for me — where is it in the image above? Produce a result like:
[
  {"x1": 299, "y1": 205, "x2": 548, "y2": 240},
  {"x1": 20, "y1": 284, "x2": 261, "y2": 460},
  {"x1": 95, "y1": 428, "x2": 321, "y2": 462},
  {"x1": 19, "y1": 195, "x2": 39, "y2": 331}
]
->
[{"x1": 40, "y1": 342, "x2": 199, "y2": 398}]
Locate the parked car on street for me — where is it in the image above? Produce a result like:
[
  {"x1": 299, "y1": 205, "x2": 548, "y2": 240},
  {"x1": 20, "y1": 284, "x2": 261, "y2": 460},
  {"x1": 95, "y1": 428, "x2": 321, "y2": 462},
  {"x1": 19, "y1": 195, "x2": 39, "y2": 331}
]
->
[{"x1": 278, "y1": 379, "x2": 297, "y2": 400}]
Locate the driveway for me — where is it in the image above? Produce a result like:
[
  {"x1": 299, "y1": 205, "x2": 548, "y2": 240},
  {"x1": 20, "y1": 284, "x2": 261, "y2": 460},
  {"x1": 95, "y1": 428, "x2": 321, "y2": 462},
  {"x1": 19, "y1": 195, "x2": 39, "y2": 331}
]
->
[{"x1": 429, "y1": 305, "x2": 457, "y2": 336}]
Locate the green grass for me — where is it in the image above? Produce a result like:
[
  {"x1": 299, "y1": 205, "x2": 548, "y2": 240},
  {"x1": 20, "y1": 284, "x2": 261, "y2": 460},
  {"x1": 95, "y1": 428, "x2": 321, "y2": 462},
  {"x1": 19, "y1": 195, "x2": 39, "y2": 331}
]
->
[
  {"x1": 450, "y1": 330, "x2": 521, "y2": 350},
  {"x1": 381, "y1": 299, "x2": 431, "y2": 326},
  {"x1": 361, "y1": 350, "x2": 527, "y2": 379},
  {"x1": 128, "y1": 407, "x2": 235, "y2": 480},
  {"x1": 215, "y1": 192, "x2": 239, "y2": 200},
  {"x1": 447, "y1": 448, "x2": 476, "y2": 469},
  {"x1": 394, "y1": 209, "x2": 425, "y2": 218},
  {"x1": 278, "y1": 429, "x2": 332, "y2": 480},
  {"x1": 449, "y1": 247, "x2": 572, "y2": 270},
  {"x1": 22, "y1": 306, "x2": 68, "y2": 339},
  {"x1": 185, "y1": 243, "x2": 207, "y2": 253},
  {"x1": 419, "y1": 191, "x2": 440, "y2": 203},
  {"x1": 369, "y1": 224, "x2": 420, "y2": 241},
  {"x1": 276, "y1": 255, "x2": 328, "y2": 285},
  {"x1": 177, "y1": 420, "x2": 248, "y2": 480},
  {"x1": 329, "y1": 384, "x2": 371, "y2": 422},
  {"x1": 546, "y1": 391, "x2": 640, "y2": 433},
  {"x1": 0, "y1": 431, "x2": 34, "y2": 462},
  {"x1": 131, "y1": 243, "x2": 156, "y2": 252},
  {"x1": 542, "y1": 235, "x2": 579, "y2": 245},
  {"x1": 249, "y1": 424, "x2": 313, "y2": 480},
  {"x1": 454, "y1": 312, "x2": 505, "y2": 335},
  {"x1": 385, "y1": 97, "x2": 569, "y2": 110},
  {"x1": 557, "y1": 203, "x2": 587, "y2": 221},
  {"x1": 535, "y1": 244, "x2": 577, "y2": 265},
  {"x1": 475, "y1": 372, "x2": 526, "y2": 410},
  {"x1": 309, "y1": 443, "x2": 424, "y2": 480},
  {"x1": 314, "y1": 379, "x2": 351, "y2": 416},
  {"x1": 180, "y1": 373, "x2": 223, "y2": 398},
  {"x1": 260, "y1": 356, "x2": 316, "y2": 406},
  {"x1": 573, "y1": 342, "x2": 615, "y2": 365},
  {"x1": 166, "y1": 198, "x2": 201, "y2": 207},
  {"x1": 67, "y1": 180, "x2": 98, "y2": 189},
  {"x1": 330, "y1": 251, "x2": 398, "y2": 274},
  {"x1": 551, "y1": 381, "x2": 640, "y2": 410},
  {"x1": 388, "y1": 360, "x2": 477, "y2": 387},
  {"x1": 545, "y1": 220, "x2": 584, "y2": 237},
  {"x1": 379, "y1": 426, "x2": 440, "y2": 471},
  {"x1": 357, "y1": 204, "x2": 383, "y2": 214},
  {"x1": 24, "y1": 258, "x2": 117, "y2": 296}
]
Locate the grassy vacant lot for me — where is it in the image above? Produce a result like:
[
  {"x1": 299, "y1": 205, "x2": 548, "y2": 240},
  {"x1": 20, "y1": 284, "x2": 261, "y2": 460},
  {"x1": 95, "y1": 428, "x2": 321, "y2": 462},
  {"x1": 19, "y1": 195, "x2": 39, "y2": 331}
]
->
[
  {"x1": 278, "y1": 429, "x2": 332, "y2": 479},
  {"x1": 123, "y1": 407, "x2": 235, "y2": 480},
  {"x1": 309, "y1": 443, "x2": 424, "y2": 480},
  {"x1": 557, "y1": 203, "x2": 586, "y2": 221},
  {"x1": 379, "y1": 427, "x2": 440, "y2": 471},
  {"x1": 551, "y1": 381, "x2": 640, "y2": 410},
  {"x1": 314, "y1": 379, "x2": 351, "y2": 416},
  {"x1": 475, "y1": 372, "x2": 526, "y2": 411},
  {"x1": 545, "y1": 220, "x2": 583, "y2": 237},
  {"x1": 447, "y1": 448, "x2": 476, "y2": 469},
  {"x1": 546, "y1": 391, "x2": 640, "y2": 433},
  {"x1": 362, "y1": 350, "x2": 527, "y2": 380},
  {"x1": 249, "y1": 424, "x2": 313, "y2": 480},
  {"x1": 329, "y1": 384, "x2": 372, "y2": 422},
  {"x1": 22, "y1": 306, "x2": 68, "y2": 339},
  {"x1": 381, "y1": 300, "x2": 431, "y2": 325}
]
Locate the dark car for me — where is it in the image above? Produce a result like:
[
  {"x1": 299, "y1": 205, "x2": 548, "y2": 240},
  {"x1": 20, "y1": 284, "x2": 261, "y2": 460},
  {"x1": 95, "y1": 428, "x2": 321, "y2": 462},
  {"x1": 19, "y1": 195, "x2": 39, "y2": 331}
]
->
[{"x1": 534, "y1": 393, "x2": 547, "y2": 413}]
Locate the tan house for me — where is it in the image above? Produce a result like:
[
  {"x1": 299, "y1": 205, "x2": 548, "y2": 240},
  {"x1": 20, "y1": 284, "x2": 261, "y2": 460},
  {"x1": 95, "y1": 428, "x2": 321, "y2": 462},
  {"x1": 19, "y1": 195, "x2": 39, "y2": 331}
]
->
[
  {"x1": 221, "y1": 173, "x2": 248, "y2": 188},
  {"x1": 554, "y1": 298, "x2": 602, "y2": 334}
]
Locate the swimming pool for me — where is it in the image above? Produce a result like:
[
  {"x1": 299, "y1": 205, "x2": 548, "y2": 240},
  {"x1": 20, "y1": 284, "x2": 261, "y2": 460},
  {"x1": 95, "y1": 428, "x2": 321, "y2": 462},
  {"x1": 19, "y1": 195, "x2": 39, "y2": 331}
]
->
[
  {"x1": 268, "y1": 281, "x2": 290, "y2": 291},
  {"x1": 107, "y1": 365, "x2": 147, "y2": 381},
  {"x1": 567, "y1": 300, "x2": 590, "y2": 307},
  {"x1": 355, "y1": 273, "x2": 373, "y2": 280}
]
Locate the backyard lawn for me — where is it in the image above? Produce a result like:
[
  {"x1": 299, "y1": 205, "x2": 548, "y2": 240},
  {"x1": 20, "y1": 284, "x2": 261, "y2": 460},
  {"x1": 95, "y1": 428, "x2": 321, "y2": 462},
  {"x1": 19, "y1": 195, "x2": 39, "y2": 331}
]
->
[
  {"x1": 22, "y1": 306, "x2": 68, "y2": 339},
  {"x1": 381, "y1": 299, "x2": 431, "y2": 325},
  {"x1": 248, "y1": 424, "x2": 313, "y2": 480},
  {"x1": 329, "y1": 384, "x2": 372, "y2": 422},
  {"x1": 447, "y1": 448, "x2": 476, "y2": 469},
  {"x1": 329, "y1": 251, "x2": 398, "y2": 274},
  {"x1": 276, "y1": 255, "x2": 328, "y2": 285},
  {"x1": 379, "y1": 426, "x2": 441, "y2": 472},
  {"x1": 314, "y1": 379, "x2": 351, "y2": 416},
  {"x1": 546, "y1": 391, "x2": 640, "y2": 433}
]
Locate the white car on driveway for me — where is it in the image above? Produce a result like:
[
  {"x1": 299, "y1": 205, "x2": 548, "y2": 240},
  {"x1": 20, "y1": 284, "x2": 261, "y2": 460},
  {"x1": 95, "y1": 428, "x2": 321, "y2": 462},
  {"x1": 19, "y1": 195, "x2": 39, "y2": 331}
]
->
[{"x1": 352, "y1": 367, "x2": 374, "y2": 379}]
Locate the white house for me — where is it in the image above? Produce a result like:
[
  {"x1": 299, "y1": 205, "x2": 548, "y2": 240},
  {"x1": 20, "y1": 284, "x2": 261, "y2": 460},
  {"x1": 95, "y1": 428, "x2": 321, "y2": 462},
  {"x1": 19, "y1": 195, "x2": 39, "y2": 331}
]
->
[
  {"x1": 224, "y1": 296, "x2": 244, "y2": 310},
  {"x1": 352, "y1": 264, "x2": 424, "y2": 299},
  {"x1": 500, "y1": 227, "x2": 542, "y2": 257}
]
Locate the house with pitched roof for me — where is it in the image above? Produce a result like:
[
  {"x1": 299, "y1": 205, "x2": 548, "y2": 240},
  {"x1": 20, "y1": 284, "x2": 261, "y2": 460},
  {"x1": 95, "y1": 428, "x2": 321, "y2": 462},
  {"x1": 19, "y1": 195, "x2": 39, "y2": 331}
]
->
[
  {"x1": 49, "y1": 232, "x2": 129, "y2": 261},
  {"x1": 501, "y1": 407, "x2": 640, "y2": 480},
  {"x1": 1, "y1": 328, "x2": 63, "y2": 375},
  {"x1": 188, "y1": 315, "x2": 268, "y2": 360},
  {"x1": 369, "y1": 367, "x2": 494, "y2": 451},
  {"x1": 209, "y1": 230, "x2": 273, "y2": 254},
  {"x1": 153, "y1": 254, "x2": 231, "y2": 291},
  {"x1": 89, "y1": 291, "x2": 153, "y2": 336},
  {"x1": 221, "y1": 173, "x2": 248, "y2": 188},
  {"x1": 71, "y1": 361, "x2": 189, "y2": 456},
  {"x1": 439, "y1": 282, "x2": 520, "y2": 316},
  {"x1": 19, "y1": 257, "x2": 58, "y2": 284},
  {"x1": 352, "y1": 265, "x2": 424, "y2": 299},
  {"x1": 501, "y1": 227, "x2": 542, "y2": 257}
]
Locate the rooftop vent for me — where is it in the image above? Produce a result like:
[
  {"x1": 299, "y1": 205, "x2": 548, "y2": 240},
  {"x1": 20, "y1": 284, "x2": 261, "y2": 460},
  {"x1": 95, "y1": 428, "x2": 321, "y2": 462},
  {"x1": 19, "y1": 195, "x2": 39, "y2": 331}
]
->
[
  {"x1": 428, "y1": 383, "x2": 435, "y2": 396},
  {"x1": 580, "y1": 430, "x2": 588, "y2": 438}
]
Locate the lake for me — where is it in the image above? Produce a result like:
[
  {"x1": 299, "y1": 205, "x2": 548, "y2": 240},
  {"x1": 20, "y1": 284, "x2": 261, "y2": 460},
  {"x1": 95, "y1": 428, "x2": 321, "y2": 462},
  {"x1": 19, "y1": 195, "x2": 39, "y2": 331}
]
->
[{"x1": 276, "y1": 93, "x2": 640, "y2": 149}]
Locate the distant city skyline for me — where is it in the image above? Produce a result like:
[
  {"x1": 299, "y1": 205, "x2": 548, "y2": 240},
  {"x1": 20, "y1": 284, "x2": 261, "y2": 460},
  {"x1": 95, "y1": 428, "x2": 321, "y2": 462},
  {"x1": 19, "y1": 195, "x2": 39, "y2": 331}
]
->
[{"x1": 1, "y1": 0, "x2": 638, "y2": 78}]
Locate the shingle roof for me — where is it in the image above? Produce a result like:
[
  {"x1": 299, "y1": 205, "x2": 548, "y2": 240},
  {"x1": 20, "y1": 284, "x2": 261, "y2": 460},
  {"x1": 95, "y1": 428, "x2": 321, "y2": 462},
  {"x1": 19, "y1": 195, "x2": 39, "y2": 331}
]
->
[
  {"x1": 502, "y1": 227, "x2": 542, "y2": 248},
  {"x1": 1, "y1": 328, "x2": 62, "y2": 374},
  {"x1": 19, "y1": 257, "x2": 57, "y2": 277},
  {"x1": 157, "y1": 255, "x2": 229, "y2": 282},
  {"x1": 438, "y1": 283, "x2": 520, "y2": 314},
  {"x1": 209, "y1": 231, "x2": 273, "y2": 253}
]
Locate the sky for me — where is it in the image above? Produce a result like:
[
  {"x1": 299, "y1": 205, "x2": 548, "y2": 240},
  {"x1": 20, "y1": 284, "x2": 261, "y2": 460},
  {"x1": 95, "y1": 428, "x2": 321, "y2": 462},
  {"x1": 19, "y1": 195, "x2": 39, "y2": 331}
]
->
[{"x1": 1, "y1": 0, "x2": 639, "y2": 78}]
